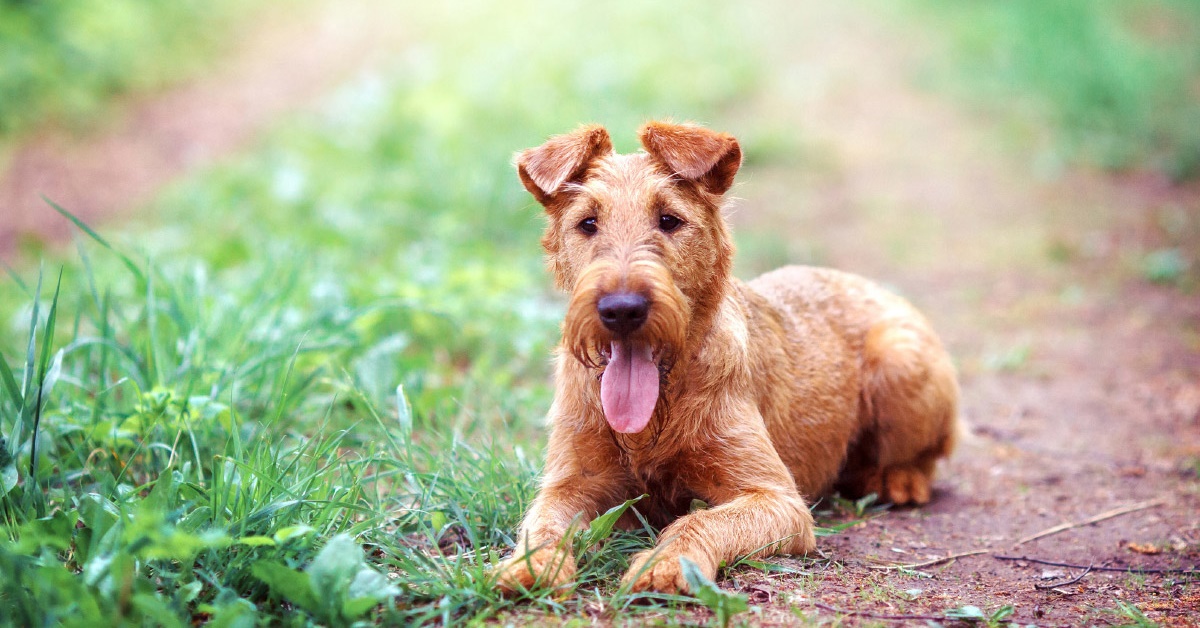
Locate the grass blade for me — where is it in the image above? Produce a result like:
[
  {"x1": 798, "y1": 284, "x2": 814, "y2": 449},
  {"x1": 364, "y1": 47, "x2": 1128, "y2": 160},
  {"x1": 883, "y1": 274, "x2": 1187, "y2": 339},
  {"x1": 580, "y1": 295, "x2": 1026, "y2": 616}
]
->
[
  {"x1": 17, "y1": 268, "x2": 45, "y2": 439},
  {"x1": 43, "y1": 195, "x2": 146, "y2": 284},
  {"x1": 2, "y1": 260, "x2": 30, "y2": 296},
  {"x1": 0, "y1": 353, "x2": 20, "y2": 409},
  {"x1": 29, "y1": 269, "x2": 63, "y2": 493}
]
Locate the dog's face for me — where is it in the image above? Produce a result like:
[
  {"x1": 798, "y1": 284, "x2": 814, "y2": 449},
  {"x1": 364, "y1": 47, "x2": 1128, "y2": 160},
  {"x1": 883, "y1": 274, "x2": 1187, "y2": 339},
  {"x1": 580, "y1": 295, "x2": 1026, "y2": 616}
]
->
[{"x1": 516, "y1": 122, "x2": 741, "y2": 433}]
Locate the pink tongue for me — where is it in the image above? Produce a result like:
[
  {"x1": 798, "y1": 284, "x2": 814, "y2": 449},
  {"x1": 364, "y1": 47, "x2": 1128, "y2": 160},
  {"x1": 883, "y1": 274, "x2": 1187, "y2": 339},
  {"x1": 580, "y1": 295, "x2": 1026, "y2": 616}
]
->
[{"x1": 600, "y1": 342, "x2": 659, "y2": 433}]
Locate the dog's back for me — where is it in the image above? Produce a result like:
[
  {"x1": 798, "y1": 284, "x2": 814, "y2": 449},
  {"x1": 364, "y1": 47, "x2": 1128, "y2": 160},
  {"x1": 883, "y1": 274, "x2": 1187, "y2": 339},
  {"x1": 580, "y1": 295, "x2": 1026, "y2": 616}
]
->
[{"x1": 748, "y1": 265, "x2": 960, "y2": 504}]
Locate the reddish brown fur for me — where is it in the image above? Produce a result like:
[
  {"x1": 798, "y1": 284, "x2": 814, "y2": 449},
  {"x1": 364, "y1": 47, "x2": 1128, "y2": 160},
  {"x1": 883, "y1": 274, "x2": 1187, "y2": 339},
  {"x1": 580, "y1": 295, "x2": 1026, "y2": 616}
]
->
[{"x1": 495, "y1": 122, "x2": 959, "y2": 595}]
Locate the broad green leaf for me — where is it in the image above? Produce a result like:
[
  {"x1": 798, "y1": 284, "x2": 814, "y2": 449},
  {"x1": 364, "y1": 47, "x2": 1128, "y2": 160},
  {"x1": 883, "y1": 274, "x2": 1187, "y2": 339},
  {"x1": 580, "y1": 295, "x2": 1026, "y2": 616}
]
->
[
  {"x1": 990, "y1": 605, "x2": 1015, "y2": 622},
  {"x1": 131, "y1": 593, "x2": 185, "y2": 628},
  {"x1": 679, "y1": 556, "x2": 749, "y2": 628},
  {"x1": 343, "y1": 571, "x2": 399, "y2": 618},
  {"x1": 201, "y1": 597, "x2": 258, "y2": 628},
  {"x1": 577, "y1": 495, "x2": 642, "y2": 551},
  {"x1": 251, "y1": 561, "x2": 318, "y2": 612},
  {"x1": 14, "y1": 510, "x2": 77, "y2": 552},
  {"x1": 307, "y1": 534, "x2": 363, "y2": 599},
  {"x1": 179, "y1": 580, "x2": 204, "y2": 604},
  {"x1": 343, "y1": 596, "x2": 382, "y2": 619},
  {"x1": 1, "y1": 463, "x2": 16, "y2": 497},
  {"x1": 348, "y1": 568, "x2": 399, "y2": 601},
  {"x1": 77, "y1": 493, "x2": 121, "y2": 540}
]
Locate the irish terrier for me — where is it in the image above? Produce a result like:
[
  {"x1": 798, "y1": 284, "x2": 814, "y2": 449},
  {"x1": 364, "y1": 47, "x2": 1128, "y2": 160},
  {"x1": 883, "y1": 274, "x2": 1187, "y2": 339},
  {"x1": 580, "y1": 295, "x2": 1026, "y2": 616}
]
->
[{"x1": 495, "y1": 122, "x2": 959, "y2": 595}]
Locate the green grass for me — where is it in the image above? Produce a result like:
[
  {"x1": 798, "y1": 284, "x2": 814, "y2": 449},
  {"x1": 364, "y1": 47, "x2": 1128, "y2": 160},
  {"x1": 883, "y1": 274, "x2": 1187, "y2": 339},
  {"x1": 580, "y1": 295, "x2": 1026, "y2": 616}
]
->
[
  {"x1": 900, "y1": 0, "x2": 1200, "y2": 180},
  {"x1": 0, "y1": 0, "x2": 260, "y2": 140},
  {"x1": 0, "y1": 1, "x2": 771, "y2": 624}
]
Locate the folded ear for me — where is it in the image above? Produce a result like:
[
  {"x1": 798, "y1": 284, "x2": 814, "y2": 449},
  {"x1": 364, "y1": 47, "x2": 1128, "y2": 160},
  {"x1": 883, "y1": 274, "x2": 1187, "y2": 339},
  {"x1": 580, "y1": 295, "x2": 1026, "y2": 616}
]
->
[
  {"x1": 638, "y1": 121, "x2": 742, "y2": 195},
  {"x1": 515, "y1": 125, "x2": 613, "y2": 205}
]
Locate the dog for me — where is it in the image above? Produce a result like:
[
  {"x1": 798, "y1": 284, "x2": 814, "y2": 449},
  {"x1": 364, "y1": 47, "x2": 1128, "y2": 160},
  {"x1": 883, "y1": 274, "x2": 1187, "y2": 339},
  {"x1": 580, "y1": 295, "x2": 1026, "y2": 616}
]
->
[{"x1": 494, "y1": 122, "x2": 959, "y2": 595}]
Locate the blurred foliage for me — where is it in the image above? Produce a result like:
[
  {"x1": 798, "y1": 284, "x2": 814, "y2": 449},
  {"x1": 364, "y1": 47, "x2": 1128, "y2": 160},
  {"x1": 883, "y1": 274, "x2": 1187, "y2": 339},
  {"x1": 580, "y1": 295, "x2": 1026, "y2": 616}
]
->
[
  {"x1": 0, "y1": 0, "x2": 761, "y2": 623},
  {"x1": 904, "y1": 0, "x2": 1200, "y2": 180},
  {"x1": 0, "y1": 0, "x2": 249, "y2": 138}
]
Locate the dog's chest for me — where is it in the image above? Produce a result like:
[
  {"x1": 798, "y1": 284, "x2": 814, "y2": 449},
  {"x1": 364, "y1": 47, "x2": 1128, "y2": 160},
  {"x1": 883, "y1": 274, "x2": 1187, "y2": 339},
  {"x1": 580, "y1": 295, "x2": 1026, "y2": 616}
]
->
[{"x1": 625, "y1": 459, "x2": 700, "y2": 528}]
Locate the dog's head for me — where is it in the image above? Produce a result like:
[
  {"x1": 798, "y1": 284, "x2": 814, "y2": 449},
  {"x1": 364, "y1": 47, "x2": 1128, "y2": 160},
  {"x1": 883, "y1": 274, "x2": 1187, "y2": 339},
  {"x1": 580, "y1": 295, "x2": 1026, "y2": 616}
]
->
[{"x1": 516, "y1": 122, "x2": 741, "y2": 434}]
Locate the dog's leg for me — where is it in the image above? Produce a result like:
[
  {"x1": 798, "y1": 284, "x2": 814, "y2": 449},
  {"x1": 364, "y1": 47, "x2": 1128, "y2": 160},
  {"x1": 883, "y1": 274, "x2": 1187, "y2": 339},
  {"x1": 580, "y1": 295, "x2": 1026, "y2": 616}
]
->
[
  {"x1": 860, "y1": 320, "x2": 959, "y2": 505},
  {"x1": 622, "y1": 424, "x2": 816, "y2": 594},
  {"x1": 494, "y1": 413, "x2": 628, "y2": 595}
]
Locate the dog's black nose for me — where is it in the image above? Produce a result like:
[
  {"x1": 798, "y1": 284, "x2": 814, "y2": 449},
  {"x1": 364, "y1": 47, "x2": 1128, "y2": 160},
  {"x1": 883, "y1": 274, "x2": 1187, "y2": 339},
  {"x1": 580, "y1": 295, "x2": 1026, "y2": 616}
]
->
[{"x1": 598, "y1": 292, "x2": 649, "y2": 336}]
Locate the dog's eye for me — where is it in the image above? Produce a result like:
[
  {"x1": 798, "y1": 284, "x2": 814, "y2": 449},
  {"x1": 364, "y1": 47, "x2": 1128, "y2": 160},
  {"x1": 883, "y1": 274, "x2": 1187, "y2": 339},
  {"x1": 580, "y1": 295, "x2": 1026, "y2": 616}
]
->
[
  {"x1": 577, "y1": 217, "x2": 598, "y2": 235},
  {"x1": 658, "y1": 214, "x2": 683, "y2": 233}
]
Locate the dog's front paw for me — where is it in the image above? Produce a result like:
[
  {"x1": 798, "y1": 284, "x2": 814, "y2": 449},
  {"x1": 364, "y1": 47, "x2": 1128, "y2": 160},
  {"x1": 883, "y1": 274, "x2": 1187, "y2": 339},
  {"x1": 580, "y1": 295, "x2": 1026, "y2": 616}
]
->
[
  {"x1": 494, "y1": 547, "x2": 576, "y2": 596},
  {"x1": 622, "y1": 549, "x2": 715, "y2": 594}
]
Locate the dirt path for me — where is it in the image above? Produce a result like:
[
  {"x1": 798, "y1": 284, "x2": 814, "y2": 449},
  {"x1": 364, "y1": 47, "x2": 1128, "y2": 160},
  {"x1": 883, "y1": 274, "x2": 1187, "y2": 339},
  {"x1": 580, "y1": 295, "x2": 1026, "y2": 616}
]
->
[
  {"x1": 727, "y1": 2, "x2": 1200, "y2": 624},
  {"x1": 0, "y1": 0, "x2": 407, "y2": 263}
]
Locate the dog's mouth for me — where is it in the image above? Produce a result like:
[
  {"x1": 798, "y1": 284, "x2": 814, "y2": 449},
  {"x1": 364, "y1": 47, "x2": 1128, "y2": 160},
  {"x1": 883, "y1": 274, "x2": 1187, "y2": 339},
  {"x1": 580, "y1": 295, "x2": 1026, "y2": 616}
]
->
[{"x1": 600, "y1": 341, "x2": 659, "y2": 434}]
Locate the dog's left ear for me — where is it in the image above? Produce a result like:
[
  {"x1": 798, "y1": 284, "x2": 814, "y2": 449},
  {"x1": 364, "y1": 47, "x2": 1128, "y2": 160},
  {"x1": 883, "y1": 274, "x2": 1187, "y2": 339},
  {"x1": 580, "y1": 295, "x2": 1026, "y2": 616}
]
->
[{"x1": 639, "y1": 122, "x2": 742, "y2": 195}]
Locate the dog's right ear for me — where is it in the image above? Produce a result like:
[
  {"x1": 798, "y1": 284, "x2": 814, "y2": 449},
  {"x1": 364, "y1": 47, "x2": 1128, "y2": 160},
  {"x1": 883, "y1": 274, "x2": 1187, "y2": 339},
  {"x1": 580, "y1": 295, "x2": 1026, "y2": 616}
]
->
[{"x1": 515, "y1": 125, "x2": 613, "y2": 206}]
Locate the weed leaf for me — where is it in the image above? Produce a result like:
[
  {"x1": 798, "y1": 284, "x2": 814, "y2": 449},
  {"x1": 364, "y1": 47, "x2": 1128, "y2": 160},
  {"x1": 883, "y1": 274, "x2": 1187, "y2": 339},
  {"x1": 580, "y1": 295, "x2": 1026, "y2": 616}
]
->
[
  {"x1": 345, "y1": 569, "x2": 398, "y2": 615},
  {"x1": 679, "y1": 556, "x2": 749, "y2": 628},
  {"x1": 308, "y1": 534, "x2": 398, "y2": 621},
  {"x1": 577, "y1": 496, "x2": 642, "y2": 552},
  {"x1": 945, "y1": 605, "x2": 986, "y2": 620},
  {"x1": 1, "y1": 462, "x2": 17, "y2": 496},
  {"x1": 735, "y1": 558, "x2": 803, "y2": 574},
  {"x1": 251, "y1": 561, "x2": 318, "y2": 612}
]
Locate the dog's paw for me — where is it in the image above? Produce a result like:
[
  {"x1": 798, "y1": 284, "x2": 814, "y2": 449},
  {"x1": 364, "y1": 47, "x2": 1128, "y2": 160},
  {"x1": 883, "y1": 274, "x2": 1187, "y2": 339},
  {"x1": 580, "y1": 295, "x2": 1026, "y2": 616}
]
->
[
  {"x1": 790, "y1": 509, "x2": 819, "y2": 555},
  {"x1": 622, "y1": 550, "x2": 715, "y2": 594},
  {"x1": 493, "y1": 547, "x2": 576, "y2": 596},
  {"x1": 883, "y1": 465, "x2": 932, "y2": 505}
]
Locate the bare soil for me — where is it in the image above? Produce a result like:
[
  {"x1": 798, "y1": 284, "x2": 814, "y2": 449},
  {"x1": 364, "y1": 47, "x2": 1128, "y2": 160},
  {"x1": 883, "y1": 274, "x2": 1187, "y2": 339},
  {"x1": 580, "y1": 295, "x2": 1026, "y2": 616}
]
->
[{"x1": 2, "y1": 1, "x2": 1197, "y2": 625}]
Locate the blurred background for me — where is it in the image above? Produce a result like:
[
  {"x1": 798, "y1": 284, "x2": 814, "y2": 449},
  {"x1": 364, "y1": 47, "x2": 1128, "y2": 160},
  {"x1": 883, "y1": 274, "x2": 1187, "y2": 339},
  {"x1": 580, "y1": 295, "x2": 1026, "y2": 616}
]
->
[
  {"x1": 1, "y1": 0, "x2": 1198, "y2": 623},
  {"x1": 5, "y1": 0, "x2": 1196, "y2": 394}
]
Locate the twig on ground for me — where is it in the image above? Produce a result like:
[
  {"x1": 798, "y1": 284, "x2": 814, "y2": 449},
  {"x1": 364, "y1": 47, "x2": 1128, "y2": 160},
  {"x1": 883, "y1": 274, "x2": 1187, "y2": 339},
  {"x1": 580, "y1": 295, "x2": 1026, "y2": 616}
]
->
[
  {"x1": 810, "y1": 602, "x2": 946, "y2": 622},
  {"x1": 1012, "y1": 498, "x2": 1166, "y2": 547},
  {"x1": 995, "y1": 554, "x2": 1200, "y2": 576},
  {"x1": 1034, "y1": 564, "x2": 1092, "y2": 590},
  {"x1": 867, "y1": 548, "x2": 990, "y2": 571}
]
